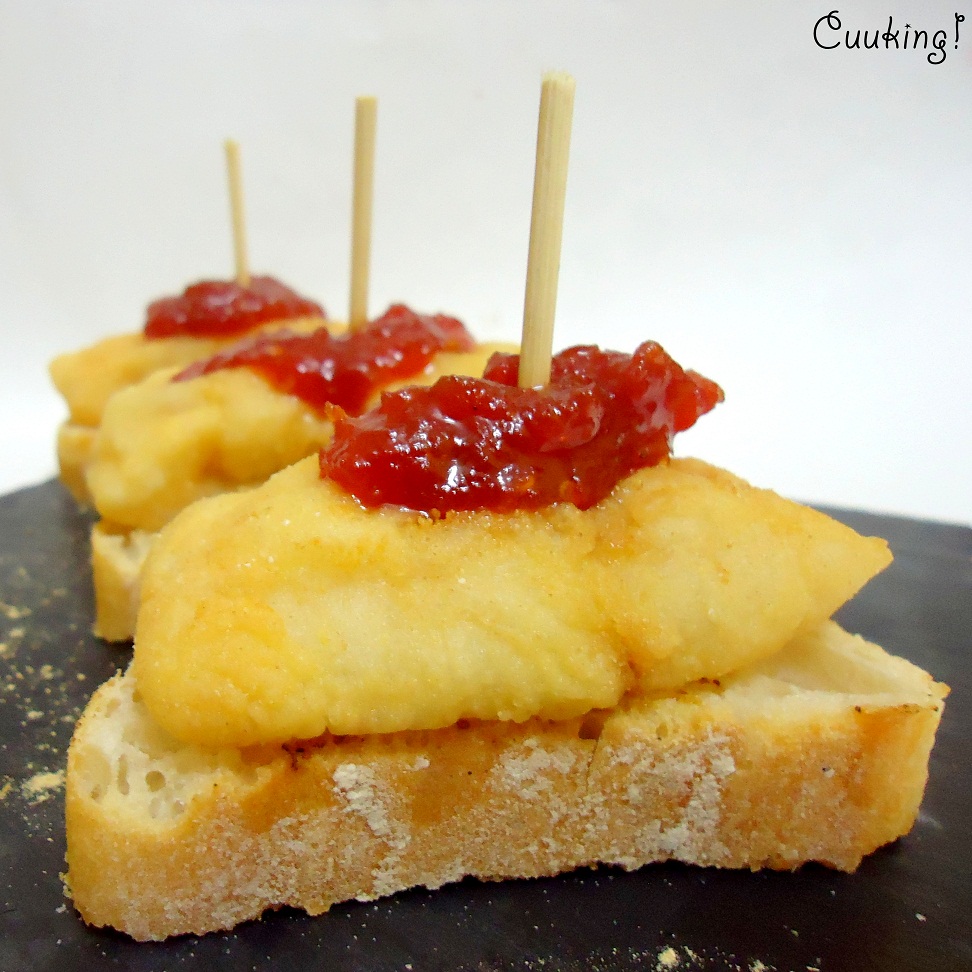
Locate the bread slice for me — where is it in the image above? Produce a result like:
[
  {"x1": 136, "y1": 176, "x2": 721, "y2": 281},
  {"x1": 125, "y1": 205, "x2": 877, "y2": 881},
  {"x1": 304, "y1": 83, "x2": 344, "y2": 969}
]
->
[
  {"x1": 90, "y1": 522, "x2": 156, "y2": 642},
  {"x1": 64, "y1": 621, "x2": 946, "y2": 941}
]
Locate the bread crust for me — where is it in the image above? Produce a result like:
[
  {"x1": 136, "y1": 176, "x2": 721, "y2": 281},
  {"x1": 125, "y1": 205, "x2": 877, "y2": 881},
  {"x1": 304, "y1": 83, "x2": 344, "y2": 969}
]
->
[{"x1": 65, "y1": 622, "x2": 946, "y2": 941}]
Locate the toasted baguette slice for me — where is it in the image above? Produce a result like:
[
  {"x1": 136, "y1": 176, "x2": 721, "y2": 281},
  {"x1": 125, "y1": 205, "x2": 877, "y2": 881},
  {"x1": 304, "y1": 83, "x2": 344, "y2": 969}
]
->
[
  {"x1": 65, "y1": 621, "x2": 946, "y2": 941},
  {"x1": 90, "y1": 522, "x2": 156, "y2": 642}
]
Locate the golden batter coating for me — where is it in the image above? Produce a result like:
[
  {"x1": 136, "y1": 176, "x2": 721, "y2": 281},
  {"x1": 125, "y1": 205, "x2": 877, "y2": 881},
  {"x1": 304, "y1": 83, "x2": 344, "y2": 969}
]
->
[
  {"x1": 86, "y1": 342, "x2": 513, "y2": 533},
  {"x1": 50, "y1": 316, "x2": 328, "y2": 428},
  {"x1": 50, "y1": 316, "x2": 329, "y2": 503},
  {"x1": 133, "y1": 456, "x2": 891, "y2": 746}
]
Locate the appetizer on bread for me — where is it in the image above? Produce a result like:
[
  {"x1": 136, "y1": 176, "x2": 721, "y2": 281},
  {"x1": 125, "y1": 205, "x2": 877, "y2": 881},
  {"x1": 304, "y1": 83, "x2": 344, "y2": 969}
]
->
[
  {"x1": 64, "y1": 340, "x2": 947, "y2": 940},
  {"x1": 84, "y1": 305, "x2": 515, "y2": 640},
  {"x1": 49, "y1": 275, "x2": 328, "y2": 503},
  {"x1": 64, "y1": 73, "x2": 946, "y2": 944}
]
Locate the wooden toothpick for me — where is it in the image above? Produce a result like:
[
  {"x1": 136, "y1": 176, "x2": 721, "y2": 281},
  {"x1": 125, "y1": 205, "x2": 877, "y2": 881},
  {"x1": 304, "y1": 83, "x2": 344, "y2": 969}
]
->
[
  {"x1": 349, "y1": 96, "x2": 378, "y2": 332},
  {"x1": 518, "y1": 71, "x2": 575, "y2": 389},
  {"x1": 224, "y1": 139, "x2": 251, "y2": 287}
]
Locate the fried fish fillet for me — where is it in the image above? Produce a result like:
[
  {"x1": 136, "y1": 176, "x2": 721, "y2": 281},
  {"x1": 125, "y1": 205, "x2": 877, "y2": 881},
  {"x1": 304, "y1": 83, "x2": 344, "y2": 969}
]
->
[{"x1": 133, "y1": 455, "x2": 891, "y2": 747}]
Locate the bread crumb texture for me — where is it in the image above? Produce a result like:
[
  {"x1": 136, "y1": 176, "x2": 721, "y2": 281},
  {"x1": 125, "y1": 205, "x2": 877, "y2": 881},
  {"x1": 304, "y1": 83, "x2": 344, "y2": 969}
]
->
[
  {"x1": 65, "y1": 622, "x2": 946, "y2": 940},
  {"x1": 656, "y1": 946, "x2": 680, "y2": 968},
  {"x1": 21, "y1": 769, "x2": 65, "y2": 804}
]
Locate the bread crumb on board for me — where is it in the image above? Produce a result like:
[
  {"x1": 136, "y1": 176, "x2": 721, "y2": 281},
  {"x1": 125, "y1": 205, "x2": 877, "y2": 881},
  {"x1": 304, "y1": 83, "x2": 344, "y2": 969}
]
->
[
  {"x1": 1, "y1": 602, "x2": 31, "y2": 621},
  {"x1": 656, "y1": 946, "x2": 680, "y2": 968},
  {"x1": 21, "y1": 769, "x2": 65, "y2": 805}
]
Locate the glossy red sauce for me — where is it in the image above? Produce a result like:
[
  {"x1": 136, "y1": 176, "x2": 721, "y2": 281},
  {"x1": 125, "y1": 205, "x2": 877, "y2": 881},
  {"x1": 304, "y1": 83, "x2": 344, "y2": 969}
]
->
[
  {"x1": 144, "y1": 276, "x2": 325, "y2": 339},
  {"x1": 320, "y1": 342, "x2": 724, "y2": 514},
  {"x1": 174, "y1": 304, "x2": 476, "y2": 417}
]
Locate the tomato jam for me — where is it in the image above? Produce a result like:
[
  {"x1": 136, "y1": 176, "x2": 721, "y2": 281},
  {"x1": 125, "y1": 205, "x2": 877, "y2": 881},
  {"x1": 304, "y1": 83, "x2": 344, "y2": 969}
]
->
[
  {"x1": 144, "y1": 276, "x2": 325, "y2": 339},
  {"x1": 174, "y1": 304, "x2": 476, "y2": 416},
  {"x1": 320, "y1": 342, "x2": 723, "y2": 514}
]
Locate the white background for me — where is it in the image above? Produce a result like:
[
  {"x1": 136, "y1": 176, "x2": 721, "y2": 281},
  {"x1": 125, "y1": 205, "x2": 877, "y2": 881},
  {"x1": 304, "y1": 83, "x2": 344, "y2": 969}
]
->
[{"x1": 1, "y1": 1, "x2": 969, "y2": 525}]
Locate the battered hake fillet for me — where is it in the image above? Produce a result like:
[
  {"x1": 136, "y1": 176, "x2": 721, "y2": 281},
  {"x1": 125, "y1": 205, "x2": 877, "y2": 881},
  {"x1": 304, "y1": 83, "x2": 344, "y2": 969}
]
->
[
  {"x1": 84, "y1": 336, "x2": 515, "y2": 641},
  {"x1": 50, "y1": 315, "x2": 328, "y2": 503},
  {"x1": 86, "y1": 342, "x2": 512, "y2": 533},
  {"x1": 132, "y1": 455, "x2": 891, "y2": 748}
]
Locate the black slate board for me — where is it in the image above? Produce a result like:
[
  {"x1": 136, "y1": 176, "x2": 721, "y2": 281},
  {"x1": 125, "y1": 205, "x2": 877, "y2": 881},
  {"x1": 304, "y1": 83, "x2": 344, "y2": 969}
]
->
[{"x1": 1, "y1": 480, "x2": 969, "y2": 972}]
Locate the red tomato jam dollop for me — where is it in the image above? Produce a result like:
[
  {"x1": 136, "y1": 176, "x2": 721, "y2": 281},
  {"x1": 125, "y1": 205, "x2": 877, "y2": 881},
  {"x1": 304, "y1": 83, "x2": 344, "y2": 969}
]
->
[
  {"x1": 144, "y1": 275, "x2": 325, "y2": 340},
  {"x1": 174, "y1": 304, "x2": 476, "y2": 417},
  {"x1": 319, "y1": 342, "x2": 724, "y2": 514}
]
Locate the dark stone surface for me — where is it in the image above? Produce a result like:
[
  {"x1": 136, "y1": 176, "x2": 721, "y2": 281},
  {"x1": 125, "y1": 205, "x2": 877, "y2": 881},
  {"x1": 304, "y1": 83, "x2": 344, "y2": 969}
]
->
[{"x1": 1, "y1": 480, "x2": 969, "y2": 971}]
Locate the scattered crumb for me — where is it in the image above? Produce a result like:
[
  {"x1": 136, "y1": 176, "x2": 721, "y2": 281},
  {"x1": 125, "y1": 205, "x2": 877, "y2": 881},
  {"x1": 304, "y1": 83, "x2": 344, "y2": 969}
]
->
[
  {"x1": 21, "y1": 769, "x2": 65, "y2": 804},
  {"x1": 0, "y1": 778, "x2": 13, "y2": 801},
  {"x1": 1, "y1": 602, "x2": 31, "y2": 620},
  {"x1": 916, "y1": 913, "x2": 926, "y2": 922},
  {"x1": 656, "y1": 946, "x2": 679, "y2": 969},
  {"x1": 750, "y1": 961, "x2": 768, "y2": 972}
]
